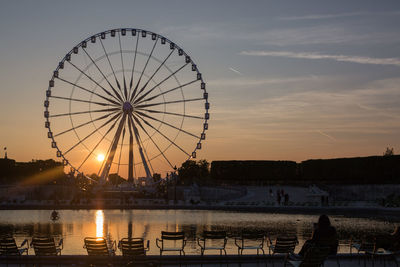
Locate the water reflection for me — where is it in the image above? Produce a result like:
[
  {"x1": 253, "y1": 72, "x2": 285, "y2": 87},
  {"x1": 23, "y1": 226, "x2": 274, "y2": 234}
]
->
[
  {"x1": 95, "y1": 210, "x2": 104, "y2": 238},
  {"x1": 0, "y1": 210, "x2": 398, "y2": 255}
]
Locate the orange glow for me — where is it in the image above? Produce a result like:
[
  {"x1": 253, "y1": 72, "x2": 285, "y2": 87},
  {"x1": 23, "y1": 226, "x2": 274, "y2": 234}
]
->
[{"x1": 95, "y1": 210, "x2": 104, "y2": 239}]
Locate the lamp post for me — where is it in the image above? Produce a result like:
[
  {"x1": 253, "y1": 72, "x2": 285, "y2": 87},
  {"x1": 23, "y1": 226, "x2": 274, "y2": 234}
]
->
[{"x1": 173, "y1": 166, "x2": 177, "y2": 205}]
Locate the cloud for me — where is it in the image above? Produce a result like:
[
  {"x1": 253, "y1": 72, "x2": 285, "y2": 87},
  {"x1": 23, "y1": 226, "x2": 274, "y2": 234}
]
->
[
  {"x1": 240, "y1": 51, "x2": 400, "y2": 67},
  {"x1": 278, "y1": 11, "x2": 400, "y2": 21},
  {"x1": 212, "y1": 77, "x2": 400, "y2": 138},
  {"x1": 209, "y1": 75, "x2": 320, "y2": 87},
  {"x1": 160, "y1": 23, "x2": 400, "y2": 47},
  {"x1": 279, "y1": 11, "x2": 369, "y2": 21}
]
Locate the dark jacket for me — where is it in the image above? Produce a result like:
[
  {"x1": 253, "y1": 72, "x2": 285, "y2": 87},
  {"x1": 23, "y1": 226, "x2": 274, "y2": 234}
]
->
[{"x1": 311, "y1": 225, "x2": 338, "y2": 255}]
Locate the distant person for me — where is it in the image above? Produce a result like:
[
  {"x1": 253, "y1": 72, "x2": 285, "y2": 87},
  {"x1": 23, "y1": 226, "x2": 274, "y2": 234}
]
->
[
  {"x1": 284, "y1": 193, "x2": 289, "y2": 205},
  {"x1": 299, "y1": 215, "x2": 338, "y2": 256},
  {"x1": 277, "y1": 193, "x2": 281, "y2": 205},
  {"x1": 51, "y1": 210, "x2": 59, "y2": 221},
  {"x1": 269, "y1": 189, "x2": 273, "y2": 200}
]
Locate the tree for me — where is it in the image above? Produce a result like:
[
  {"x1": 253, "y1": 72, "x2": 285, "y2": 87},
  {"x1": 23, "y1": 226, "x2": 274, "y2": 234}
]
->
[
  {"x1": 177, "y1": 159, "x2": 210, "y2": 185},
  {"x1": 153, "y1": 173, "x2": 161, "y2": 183},
  {"x1": 384, "y1": 147, "x2": 394, "y2": 156},
  {"x1": 108, "y1": 173, "x2": 126, "y2": 185}
]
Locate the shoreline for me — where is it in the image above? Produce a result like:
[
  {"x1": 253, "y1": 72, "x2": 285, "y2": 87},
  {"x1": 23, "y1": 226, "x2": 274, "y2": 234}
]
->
[{"x1": 1, "y1": 203, "x2": 399, "y2": 219}]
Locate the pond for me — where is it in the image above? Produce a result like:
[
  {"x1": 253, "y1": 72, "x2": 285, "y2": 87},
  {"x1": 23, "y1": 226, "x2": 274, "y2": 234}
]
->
[{"x1": 0, "y1": 209, "x2": 398, "y2": 255}]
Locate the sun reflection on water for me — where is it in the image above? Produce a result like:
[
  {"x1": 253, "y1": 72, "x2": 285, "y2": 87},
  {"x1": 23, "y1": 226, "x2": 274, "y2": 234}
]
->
[{"x1": 95, "y1": 210, "x2": 104, "y2": 239}]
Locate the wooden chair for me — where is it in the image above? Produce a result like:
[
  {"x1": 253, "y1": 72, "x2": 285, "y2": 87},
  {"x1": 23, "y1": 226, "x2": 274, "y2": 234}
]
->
[
  {"x1": 118, "y1": 238, "x2": 149, "y2": 256},
  {"x1": 235, "y1": 231, "x2": 265, "y2": 255},
  {"x1": 30, "y1": 236, "x2": 63, "y2": 256},
  {"x1": 0, "y1": 236, "x2": 29, "y2": 256},
  {"x1": 268, "y1": 235, "x2": 298, "y2": 255},
  {"x1": 156, "y1": 231, "x2": 186, "y2": 255},
  {"x1": 83, "y1": 237, "x2": 116, "y2": 256},
  {"x1": 286, "y1": 245, "x2": 331, "y2": 267},
  {"x1": 197, "y1": 231, "x2": 227, "y2": 255}
]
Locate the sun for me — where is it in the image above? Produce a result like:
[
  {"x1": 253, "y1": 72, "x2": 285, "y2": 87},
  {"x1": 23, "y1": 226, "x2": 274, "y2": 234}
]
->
[{"x1": 97, "y1": 154, "x2": 105, "y2": 162}]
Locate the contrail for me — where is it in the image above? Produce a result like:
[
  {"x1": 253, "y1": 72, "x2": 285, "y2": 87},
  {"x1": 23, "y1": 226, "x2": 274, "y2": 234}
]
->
[
  {"x1": 229, "y1": 67, "x2": 243, "y2": 75},
  {"x1": 316, "y1": 130, "x2": 337, "y2": 141}
]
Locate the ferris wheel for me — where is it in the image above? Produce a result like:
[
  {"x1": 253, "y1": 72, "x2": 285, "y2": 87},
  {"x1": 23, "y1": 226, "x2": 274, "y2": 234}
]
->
[{"x1": 44, "y1": 28, "x2": 209, "y2": 183}]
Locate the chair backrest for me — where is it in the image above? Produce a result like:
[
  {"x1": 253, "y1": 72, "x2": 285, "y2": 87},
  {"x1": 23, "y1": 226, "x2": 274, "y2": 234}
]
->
[
  {"x1": 203, "y1": 231, "x2": 226, "y2": 240},
  {"x1": 242, "y1": 231, "x2": 265, "y2": 240},
  {"x1": 84, "y1": 237, "x2": 110, "y2": 256},
  {"x1": 359, "y1": 241, "x2": 376, "y2": 253},
  {"x1": 161, "y1": 231, "x2": 185, "y2": 240},
  {"x1": 31, "y1": 236, "x2": 58, "y2": 256},
  {"x1": 0, "y1": 237, "x2": 19, "y2": 256},
  {"x1": 119, "y1": 238, "x2": 146, "y2": 256},
  {"x1": 273, "y1": 235, "x2": 298, "y2": 253},
  {"x1": 300, "y1": 245, "x2": 331, "y2": 267}
]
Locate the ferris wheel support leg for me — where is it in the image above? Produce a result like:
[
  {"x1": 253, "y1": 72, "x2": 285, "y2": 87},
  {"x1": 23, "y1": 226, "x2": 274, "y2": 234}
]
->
[
  {"x1": 128, "y1": 133, "x2": 134, "y2": 183},
  {"x1": 138, "y1": 147, "x2": 152, "y2": 179},
  {"x1": 100, "y1": 113, "x2": 127, "y2": 184},
  {"x1": 128, "y1": 114, "x2": 152, "y2": 179}
]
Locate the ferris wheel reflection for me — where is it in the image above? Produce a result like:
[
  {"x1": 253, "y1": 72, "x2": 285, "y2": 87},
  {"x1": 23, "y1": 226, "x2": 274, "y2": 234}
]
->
[{"x1": 95, "y1": 210, "x2": 104, "y2": 239}]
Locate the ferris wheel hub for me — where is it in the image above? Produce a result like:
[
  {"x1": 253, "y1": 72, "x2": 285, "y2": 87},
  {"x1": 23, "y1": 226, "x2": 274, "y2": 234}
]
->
[{"x1": 123, "y1": 101, "x2": 133, "y2": 114}]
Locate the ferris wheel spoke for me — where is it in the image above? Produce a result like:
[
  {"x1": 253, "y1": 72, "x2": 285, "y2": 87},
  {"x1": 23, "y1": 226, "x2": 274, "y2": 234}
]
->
[
  {"x1": 117, "y1": 31, "x2": 128, "y2": 100},
  {"x1": 77, "y1": 113, "x2": 122, "y2": 170},
  {"x1": 135, "y1": 123, "x2": 155, "y2": 175},
  {"x1": 128, "y1": 34, "x2": 140, "y2": 97},
  {"x1": 135, "y1": 97, "x2": 204, "y2": 110},
  {"x1": 97, "y1": 134, "x2": 114, "y2": 177},
  {"x1": 133, "y1": 63, "x2": 188, "y2": 104},
  {"x1": 54, "y1": 111, "x2": 118, "y2": 138},
  {"x1": 136, "y1": 79, "x2": 198, "y2": 105},
  {"x1": 82, "y1": 48, "x2": 124, "y2": 102},
  {"x1": 116, "y1": 124, "x2": 126, "y2": 174},
  {"x1": 66, "y1": 61, "x2": 122, "y2": 104},
  {"x1": 99, "y1": 38, "x2": 122, "y2": 94},
  {"x1": 50, "y1": 95, "x2": 114, "y2": 107},
  {"x1": 135, "y1": 110, "x2": 200, "y2": 139},
  {"x1": 134, "y1": 113, "x2": 191, "y2": 157},
  {"x1": 127, "y1": 117, "x2": 136, "y2": 181},
  {"x1": 139, "y1": 108, "x2": 204, "y2": 120},
  {"x1": 132, "y1": 48, "x2": 175, "y2": 103},
  {"x1": 129, "y1": 37, "x2": 159, "y2": 102},
  {"x1": 128, "y1": 114, "x2": 152, "y2": 178},
  {"x1": 49, "y1": 107, "x2": 120, "y2": 118},
  {"x1": 64, "y1": 112, "x2": 122, "y2": 155},
  {"x1": 131, "y1": 113, "x2": 175, "y2": 169},
  {"x1": 56, "y1": 77, "x2": 121, "y2": 106}
]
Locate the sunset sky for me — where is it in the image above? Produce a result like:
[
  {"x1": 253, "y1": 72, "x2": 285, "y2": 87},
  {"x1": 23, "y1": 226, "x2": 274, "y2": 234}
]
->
[{"x1": 1, "y1": 0, "x2": 400, "y2": 176}]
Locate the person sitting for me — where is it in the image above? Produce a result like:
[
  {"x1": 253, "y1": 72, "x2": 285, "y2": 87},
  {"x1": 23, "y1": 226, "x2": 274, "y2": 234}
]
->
[{"x1": 299, "y1": 214, "x2": 338, "y2": 257}]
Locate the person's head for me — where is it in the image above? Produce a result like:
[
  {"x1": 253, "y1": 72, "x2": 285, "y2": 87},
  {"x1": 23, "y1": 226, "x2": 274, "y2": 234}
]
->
[{"x1": 318, "y1": 214, "x2": 331, "y2": 228}]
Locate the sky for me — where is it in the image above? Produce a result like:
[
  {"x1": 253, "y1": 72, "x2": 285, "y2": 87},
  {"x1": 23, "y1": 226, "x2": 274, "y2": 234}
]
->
[{"x1": 1, "y1": 0, "x2": 400, "y2": 176}]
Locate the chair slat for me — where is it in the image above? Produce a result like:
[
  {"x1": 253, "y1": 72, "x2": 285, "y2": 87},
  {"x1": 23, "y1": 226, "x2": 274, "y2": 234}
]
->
[{"x1": 119, "y1": 238, "x2": 147, "y2": 256}]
